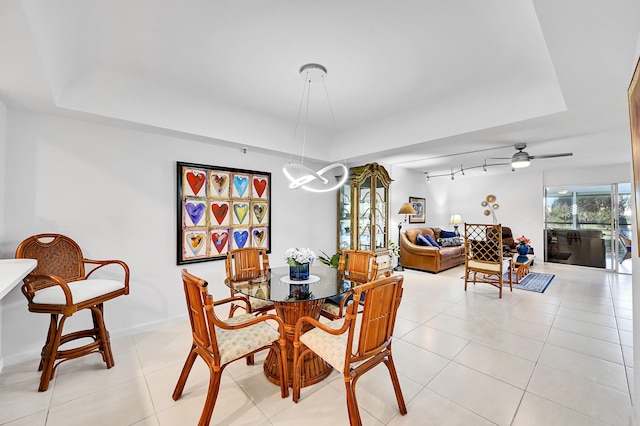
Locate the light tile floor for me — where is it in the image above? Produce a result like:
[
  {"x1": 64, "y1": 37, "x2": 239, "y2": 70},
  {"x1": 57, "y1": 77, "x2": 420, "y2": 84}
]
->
[{"x1": 0, "y1": 262, "x2": 633, "y2": 425}]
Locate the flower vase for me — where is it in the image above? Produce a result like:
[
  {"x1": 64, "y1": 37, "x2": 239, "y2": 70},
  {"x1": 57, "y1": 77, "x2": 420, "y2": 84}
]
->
[
  {"x1": 517, "y1": 244, "x2": 529, "y2": 256},
  {"x1": 289, "y1": 263, "x2": 310, "y2": 281}
]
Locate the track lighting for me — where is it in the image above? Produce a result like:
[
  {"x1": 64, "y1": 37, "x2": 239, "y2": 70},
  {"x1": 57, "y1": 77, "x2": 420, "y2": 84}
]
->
[{"x1": 425, "y1": 160, "x2": 510, "y2": 180}]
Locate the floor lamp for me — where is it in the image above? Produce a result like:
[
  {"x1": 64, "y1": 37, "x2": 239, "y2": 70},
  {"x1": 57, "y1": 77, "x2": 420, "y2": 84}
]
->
[{"x1": 395, "y1": 202, "x2": 417, "y2": 271}]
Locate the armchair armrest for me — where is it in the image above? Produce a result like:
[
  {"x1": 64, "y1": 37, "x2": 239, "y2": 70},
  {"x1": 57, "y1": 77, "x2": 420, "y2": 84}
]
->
[
  {"x1": 83, "y1": 258, "x2": 130, "y2": 294},
  {"x1": 209, "y1": 295, "x2": 286, "y2": 333},
  {"x1": 22, "y1": 273, "x2": 73, "y2": 305}
]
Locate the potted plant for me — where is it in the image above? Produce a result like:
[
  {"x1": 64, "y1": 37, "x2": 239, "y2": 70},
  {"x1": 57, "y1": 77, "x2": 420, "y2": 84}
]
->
[
  {"x1": 318, "y1": 250, "x2": 341, "y2": 268},
  {"x1": 516, "y1": 235, "x2": 531, "y2": 256},
  {"x1": 285, "y1": 247, "x2": 317, "y2": 280}
]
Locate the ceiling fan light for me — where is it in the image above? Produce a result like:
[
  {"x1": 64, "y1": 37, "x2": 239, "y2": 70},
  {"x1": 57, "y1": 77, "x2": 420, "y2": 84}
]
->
[{"x1": 511, "y1": 158, "x2": 530, "y2": 168}]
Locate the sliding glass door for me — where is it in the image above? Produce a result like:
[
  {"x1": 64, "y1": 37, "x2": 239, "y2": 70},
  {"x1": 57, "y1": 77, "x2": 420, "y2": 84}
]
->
[{"x1": 544, "y1": 184, "x2": 632, "y2": 273}]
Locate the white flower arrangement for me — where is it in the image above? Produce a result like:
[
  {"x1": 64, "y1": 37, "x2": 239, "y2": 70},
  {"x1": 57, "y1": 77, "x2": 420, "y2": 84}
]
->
[{"x1": 285, "y1": 247, "x2": 317, "y2": 266}]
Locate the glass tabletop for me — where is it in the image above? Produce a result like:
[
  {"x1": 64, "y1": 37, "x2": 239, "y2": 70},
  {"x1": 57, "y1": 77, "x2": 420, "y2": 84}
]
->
[{"x1": 225, "y1": 266, "x2": 353, "y2": 303}]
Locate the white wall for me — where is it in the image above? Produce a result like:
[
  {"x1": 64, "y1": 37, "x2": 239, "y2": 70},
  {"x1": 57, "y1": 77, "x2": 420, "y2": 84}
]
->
[
  {"x1": 0, "y1": 109, "x2": 337, "y2": 365},
  {"x1": 0, "y1": 99, "x2": 7, "y2": 371}
]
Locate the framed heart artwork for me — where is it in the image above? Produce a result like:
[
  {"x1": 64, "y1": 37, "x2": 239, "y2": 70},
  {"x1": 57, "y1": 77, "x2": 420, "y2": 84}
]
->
[{"x1": 177, "y1": 161, "x2": 271, "y2": 264}]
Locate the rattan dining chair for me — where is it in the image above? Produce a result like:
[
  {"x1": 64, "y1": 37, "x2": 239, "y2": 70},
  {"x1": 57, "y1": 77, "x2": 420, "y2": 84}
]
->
[
  {"x1": 293, "y1": 274, "x2": 406, "y2": 426},
  {"x1": 225, "y1": 247, "x2": 274, "y2": 317},
  {"x1": 15, "y1": 233, "x2": 130, "y2": 391},
  {"x1": 464, "y1": 223, "x2": 512, "y2": 298},
  {"x1": 172, "y1": 269, "x2": 288, "y2": 426},
  {"x1": 320, "y1": 249, "x2": 378, "y2": 320}
]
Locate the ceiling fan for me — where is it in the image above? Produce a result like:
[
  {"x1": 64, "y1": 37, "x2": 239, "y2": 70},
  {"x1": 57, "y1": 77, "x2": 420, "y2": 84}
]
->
[{"x1": 493, "y1": 144, "x2": 573, "y2": 168}]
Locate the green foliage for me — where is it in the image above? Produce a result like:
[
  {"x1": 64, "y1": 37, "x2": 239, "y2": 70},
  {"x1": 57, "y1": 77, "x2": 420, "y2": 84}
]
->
[
  {"x1": 388, "y1": 240, "x2": 400, "y2": 258},
  {"x1": 318, "y1": 250, "x2": 340, "y2": 268}
]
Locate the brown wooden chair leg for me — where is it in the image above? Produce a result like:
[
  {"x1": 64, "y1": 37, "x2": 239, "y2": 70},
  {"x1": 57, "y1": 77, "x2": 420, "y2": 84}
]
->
[
  {"x1": 39, "y1": 315, "x2": 66, "y2": 392},
  {"x1": 38, "y1": 314, "x2": 57, "y2": 372},
  {"x1": 172, "y1": 346, "x2": 198, "y2": 400},
  {"x1": 199, "y1": 369, "x2": 223, "y2": 426},
  {"x1": 383, "y1": 355, "x2": 407, "y2": 415},
  {"x1": 344, "y1": 376, "x2": 363, "y2": 426},
  {"x1": 245, "y1": 354, "x2": 255, "y2": 365},
  {"x1": 91, "y1": 304, "x2": 114, "y2": 368}
]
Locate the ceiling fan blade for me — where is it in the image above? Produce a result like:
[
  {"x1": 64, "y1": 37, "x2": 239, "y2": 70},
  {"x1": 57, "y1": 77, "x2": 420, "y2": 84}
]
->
[
  {"x1": 487, "y1": 157, "x2": 512, "y2": 160},
  {"x1": 529, "y1": 153, "x2": 573, "y2": 159}
]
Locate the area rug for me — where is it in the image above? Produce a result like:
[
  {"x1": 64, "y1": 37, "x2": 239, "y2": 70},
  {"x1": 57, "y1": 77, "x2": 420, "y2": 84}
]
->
[
  {"x1": 504, "y1": 272, "x2": 555, "y2": 293},
  {"x1": 462, "y1": 272, "x2": 555, "y2": 293}
]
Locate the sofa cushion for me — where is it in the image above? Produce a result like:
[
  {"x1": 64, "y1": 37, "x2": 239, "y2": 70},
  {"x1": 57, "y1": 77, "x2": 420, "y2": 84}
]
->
[
  {"x1": 416, "y1": 234, "x2": 432, "y2": 246},
  {"x1": 425, "y1": 234, "x2": 440, "y2": 248},
  {"x1": 438, "y1": 237, "x2": 461, "y2": 247},
  {"x1": 432, "y1": 228, "x2": 442, "y2": 240},
  {"x1": 405, "y1": 229, "x2": 420, "y2": 244},
  {"x1": 441, "y1": 230, "x2": 457, "y2": 238}
]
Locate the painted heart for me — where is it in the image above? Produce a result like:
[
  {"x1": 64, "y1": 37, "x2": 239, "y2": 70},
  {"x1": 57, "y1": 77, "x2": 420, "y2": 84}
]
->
[
  {"x1": 187, "y1": 233, "x2": 204, "y2": 255},
  {"x1": 211, "y1": 203, "x2": 228, "y2": 225},
  {"x1": 233, "y1": 203, "x2": 249, "y2": 223},
  {"x1": 253, "y1": 178, "x2": 267, "y2": 198},
  {"x1": 211, "y1": 232, "x2": 229, "y2": 254},
  {"x1": 185, "y1": 202, "x2": 205, "y2": 225},
  {"x1": 253, "y1": 229, "x2": 266, "y2": 246},
  {"x1": 211, "y1": 174, "x2": 228, "y2": 196},
  {"x1": 253, "y1": 203, "x2": 267, "y2": 223},
  {"x1": 233, "y1": 176, "x2": 249, "y2": 197},
  {"x1": 186, "y1": 171, "x2": 205, "y2": 195},
  {"x1": 234, "y1": 230, "x2": 249, "y2": 248}
]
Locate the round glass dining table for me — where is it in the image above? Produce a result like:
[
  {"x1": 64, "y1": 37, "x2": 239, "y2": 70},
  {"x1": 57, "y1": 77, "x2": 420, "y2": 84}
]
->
[{"x1": 225, "y1": 265, "x2": 354, "y2": 388}]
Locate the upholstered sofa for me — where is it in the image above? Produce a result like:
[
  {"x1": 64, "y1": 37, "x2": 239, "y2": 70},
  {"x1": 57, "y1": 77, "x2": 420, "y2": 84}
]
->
[{"x1": 399, "y1": 227, "x2": 465, "y2": 273}]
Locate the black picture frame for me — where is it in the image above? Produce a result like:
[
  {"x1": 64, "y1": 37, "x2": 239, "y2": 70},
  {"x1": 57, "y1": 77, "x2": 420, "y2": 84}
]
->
[{"x1": 177, "y1": 161, "x2": 271, "y2": 264}]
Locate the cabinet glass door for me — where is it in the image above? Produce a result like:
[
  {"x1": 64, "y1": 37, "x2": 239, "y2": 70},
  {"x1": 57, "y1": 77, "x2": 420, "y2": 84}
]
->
[
  {"x1": 358, "y1": 178, "x2": 372, "y2": 250},
  {"x1": 374, "y1": 176, "x2": 387, "y2": 249},
  {"x1": 339, "y1": 184, "x2": 351, "y2": 250}
]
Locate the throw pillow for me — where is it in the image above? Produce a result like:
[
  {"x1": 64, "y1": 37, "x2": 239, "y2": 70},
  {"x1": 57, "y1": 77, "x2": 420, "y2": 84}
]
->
[
  {"x1": 440, "y1": 230, "x2": 457, "y2": 238},
  {"x1": 438, "y1": 237, "x2": 461, "y2": 247},
  {"x1": 425, "y1": 234, "x2": 440, "y2": 248},
  {"x1": 416, "y1": 233, "x2": 432, "y2": 246}
]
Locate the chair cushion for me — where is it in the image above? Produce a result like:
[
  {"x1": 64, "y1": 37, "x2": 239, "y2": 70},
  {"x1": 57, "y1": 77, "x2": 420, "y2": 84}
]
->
[
  {"x1": 321, "y1": 301, "x2": 341, "y2": 317},
  {"x1": 300, "y1": 318, "x2": 363, "y2": 374},
  {"x1": 216, "y1": 313, "x2": 280, "y2": 364},
  {"x1": 468, "y1": 259, "x2": 511, "y2": 272},
  {"x1": 249, "y1": 296, "x2": 272, "y2": 310},
  {"x1": 32, "y1": 279, "x2": 125, "y2": 305}
]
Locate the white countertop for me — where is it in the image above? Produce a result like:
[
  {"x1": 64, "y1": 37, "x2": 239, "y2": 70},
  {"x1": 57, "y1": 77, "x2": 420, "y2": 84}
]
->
[{"x1": 0, "y1": 259, "x2": 37, "y2": 300}]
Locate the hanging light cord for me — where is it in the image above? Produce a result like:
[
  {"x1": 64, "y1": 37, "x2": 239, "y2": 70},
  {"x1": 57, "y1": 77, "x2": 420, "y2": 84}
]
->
[{"x1": 282, "y1": 63, "x2": 349, "y2": 192}]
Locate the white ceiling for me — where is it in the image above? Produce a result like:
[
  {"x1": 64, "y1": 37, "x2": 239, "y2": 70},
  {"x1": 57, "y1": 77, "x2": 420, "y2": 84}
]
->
[{"x1": 1, "y1": 0, "x2": 639, "y2": 177}]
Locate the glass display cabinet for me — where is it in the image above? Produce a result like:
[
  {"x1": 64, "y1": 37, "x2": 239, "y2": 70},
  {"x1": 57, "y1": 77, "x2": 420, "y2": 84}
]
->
[{"x1": 338, "y1": 163, "x2": 392, "y2": 274}]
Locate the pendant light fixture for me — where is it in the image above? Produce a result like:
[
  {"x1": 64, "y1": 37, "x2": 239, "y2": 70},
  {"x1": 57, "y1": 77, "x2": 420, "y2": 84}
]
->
[{"x1": 282, "y1": 63, "x2": 348, "y2": 193}]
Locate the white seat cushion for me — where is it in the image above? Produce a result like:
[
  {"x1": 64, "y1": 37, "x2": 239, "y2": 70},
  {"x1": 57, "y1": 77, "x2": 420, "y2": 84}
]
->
[
  {"x1": 216, "y1": 313, "x2": 280, "y2": 364},
  {"x1": 300, "y1": 318, "x2": 364, "y2": 374},
  {"x1": 468, "y1": 259, "x2": 510, "y2": 272},
  {"x1": 321, "y1": 301, "x2": 341, "y2": 317},
  {"x1": 248, "y1": 296, "x2": 273, "y2": 310},
  {"x1": 32, "y1": 279, "x2": 125, "y2": 305}
]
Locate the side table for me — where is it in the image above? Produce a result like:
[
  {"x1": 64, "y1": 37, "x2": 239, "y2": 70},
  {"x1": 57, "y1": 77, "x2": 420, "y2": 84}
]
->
[{"x1": 511, "y1": 254, "x2": 534, "y2": 284}]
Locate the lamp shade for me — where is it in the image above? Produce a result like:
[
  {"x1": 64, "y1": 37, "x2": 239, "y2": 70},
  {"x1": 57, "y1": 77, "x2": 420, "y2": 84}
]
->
[
  {"x1": 449, "y1": 214, "x2": 464, "y2": 225},
  {"x1": 398, "y1": 203, "x2": 416, "y2": 215}
]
